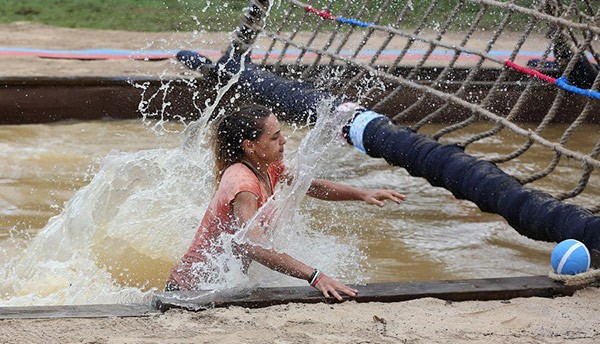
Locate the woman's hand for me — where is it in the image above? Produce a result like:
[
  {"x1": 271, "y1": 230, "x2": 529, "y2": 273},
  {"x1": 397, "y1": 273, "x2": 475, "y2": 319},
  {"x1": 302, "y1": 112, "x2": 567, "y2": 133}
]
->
[
  {"x1": 362, "y1": 189, "x2": 406, "y2": 207},
  {"x1": 313, "y1": 274, "x2": 359, "y2": 301}
]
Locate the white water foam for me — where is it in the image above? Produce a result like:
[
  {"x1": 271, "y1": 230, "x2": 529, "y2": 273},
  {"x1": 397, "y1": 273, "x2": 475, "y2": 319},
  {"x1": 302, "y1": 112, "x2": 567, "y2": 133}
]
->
[{"x1": 0, "y1": 97, "x2": 366, "y2": 306}]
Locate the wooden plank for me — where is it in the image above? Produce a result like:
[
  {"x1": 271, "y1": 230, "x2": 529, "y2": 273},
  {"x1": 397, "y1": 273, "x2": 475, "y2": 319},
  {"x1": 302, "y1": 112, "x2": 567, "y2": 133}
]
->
[
  {"x1": 152, "y1": 275, "x2": 597, "y2": 312},
  {"x1": 0, "y1": 77, "x2": 213, "y2": 125},
  {"x1": 1, "y1": 75, "x2": 596, "y2": 125},
  {"x1": 591, "y1": 249, "x2": 600, "y2": 268},
  {"x1": 0, "y1": 303, "x2": 158, "y2": 320},
  {"x1": 1, "y1": 276, "x2": 595, "y2": 318}
]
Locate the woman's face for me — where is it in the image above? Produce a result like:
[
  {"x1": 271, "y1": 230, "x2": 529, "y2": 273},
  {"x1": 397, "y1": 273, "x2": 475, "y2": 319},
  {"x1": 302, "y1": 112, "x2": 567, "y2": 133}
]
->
[{"x1": 250, "y1": 114, "x2": 287, "y2": 164}]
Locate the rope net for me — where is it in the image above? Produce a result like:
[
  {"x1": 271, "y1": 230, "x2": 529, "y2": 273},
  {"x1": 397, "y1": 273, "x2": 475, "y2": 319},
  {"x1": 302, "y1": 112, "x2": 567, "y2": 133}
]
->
[{"x1": 239, "y1": 0, "x2": 600, "y2": 214}]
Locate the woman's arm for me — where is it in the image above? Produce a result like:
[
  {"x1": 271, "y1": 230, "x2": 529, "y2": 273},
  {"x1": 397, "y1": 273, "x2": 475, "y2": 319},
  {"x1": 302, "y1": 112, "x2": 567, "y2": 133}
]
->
[
  {"x1": 307, "y1": 178, "x2": 406, "y2": 207},
  {"x1": 232, "y1": 191, "x2": 358, "y2": 301}
]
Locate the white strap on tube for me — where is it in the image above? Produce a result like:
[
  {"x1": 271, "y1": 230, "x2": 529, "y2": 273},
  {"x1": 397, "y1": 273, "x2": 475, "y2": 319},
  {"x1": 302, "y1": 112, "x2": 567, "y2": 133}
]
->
[{"x1": 349, "y1": 110, "x2": 385, "y2": 154}]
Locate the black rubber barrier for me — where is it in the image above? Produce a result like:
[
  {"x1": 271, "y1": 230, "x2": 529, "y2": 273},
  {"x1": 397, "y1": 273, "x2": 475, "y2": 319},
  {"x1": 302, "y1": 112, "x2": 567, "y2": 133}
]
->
[
  {"x1": 358, "y1": 116, "x2": 600, "y2": 250},
  {"x1": 218, "y1": 52, "x2": 333, "y2": 123}
]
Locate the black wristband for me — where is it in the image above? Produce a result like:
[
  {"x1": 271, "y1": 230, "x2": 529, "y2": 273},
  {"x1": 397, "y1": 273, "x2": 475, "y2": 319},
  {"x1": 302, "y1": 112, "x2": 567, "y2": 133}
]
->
[{"x1": 307, "y1": 269, "x2": 318, "y2": 283}]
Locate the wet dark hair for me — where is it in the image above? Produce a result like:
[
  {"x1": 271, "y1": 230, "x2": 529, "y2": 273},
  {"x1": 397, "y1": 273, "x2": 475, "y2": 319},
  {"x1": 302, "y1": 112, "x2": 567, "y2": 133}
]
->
[{"x1": 213, "y1": 104, "x2": 273, "y2": 181}]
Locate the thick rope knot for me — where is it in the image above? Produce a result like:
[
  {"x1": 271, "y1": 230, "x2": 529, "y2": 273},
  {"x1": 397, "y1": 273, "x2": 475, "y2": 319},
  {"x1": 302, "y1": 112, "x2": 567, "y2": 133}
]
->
[{"x1": 548, "y1": 269, "x2": 600, "y2": 286}]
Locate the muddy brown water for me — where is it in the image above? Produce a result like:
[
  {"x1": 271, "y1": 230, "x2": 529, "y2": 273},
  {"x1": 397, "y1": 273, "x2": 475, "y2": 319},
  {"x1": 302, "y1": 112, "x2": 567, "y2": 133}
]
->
[{"x1": 0, "y1": 119, "x2": 598, "y2": 304}]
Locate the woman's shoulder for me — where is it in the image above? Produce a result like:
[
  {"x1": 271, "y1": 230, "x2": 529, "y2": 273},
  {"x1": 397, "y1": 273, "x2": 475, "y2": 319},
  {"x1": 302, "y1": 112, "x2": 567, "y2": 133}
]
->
[
  {"x1": 222, "y1": 162, "x2": 256, "y2": 181},
  {"x1": 216, "y1": 163, "x2": 262, "y2": 200}
]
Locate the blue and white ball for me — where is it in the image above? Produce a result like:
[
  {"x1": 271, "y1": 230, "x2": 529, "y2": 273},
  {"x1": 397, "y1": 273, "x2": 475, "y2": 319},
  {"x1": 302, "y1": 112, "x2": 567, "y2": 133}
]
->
[{"x1": 551, "y1": 239, "x2": 591, "y2": 275}]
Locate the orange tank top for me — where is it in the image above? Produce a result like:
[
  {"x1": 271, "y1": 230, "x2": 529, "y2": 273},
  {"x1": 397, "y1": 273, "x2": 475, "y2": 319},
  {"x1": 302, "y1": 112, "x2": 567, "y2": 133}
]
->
[{"x1": 167, "y1": 161, "x2": 284, "y2": 290}]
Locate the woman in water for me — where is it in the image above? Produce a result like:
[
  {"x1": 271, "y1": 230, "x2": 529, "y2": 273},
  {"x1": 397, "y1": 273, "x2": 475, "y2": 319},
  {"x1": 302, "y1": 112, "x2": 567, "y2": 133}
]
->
[{"x1": 167, "y1": 104, "x2": 405, "y2": 300}]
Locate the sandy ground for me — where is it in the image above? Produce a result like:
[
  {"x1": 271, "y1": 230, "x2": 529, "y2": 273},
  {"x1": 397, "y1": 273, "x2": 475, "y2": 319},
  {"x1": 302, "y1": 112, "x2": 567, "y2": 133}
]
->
[
  {"x1": 0, "y1": 21, "x2": 555, "y2": 78},
  {"x1": 1, "y1": 23, "x2": 600, "y2": 343},
  {"x1": 0, "y1": 22, "x2": 222, "y2": 77},
  {"x1": 0, "y1": 289, "x2": 599, "y2": 344}
]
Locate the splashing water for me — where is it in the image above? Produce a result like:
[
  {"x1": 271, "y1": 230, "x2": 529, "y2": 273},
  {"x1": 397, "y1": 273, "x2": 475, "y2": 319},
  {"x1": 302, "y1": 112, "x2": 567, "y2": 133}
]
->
[
  {"x1": 0, "y1": 91, "x2": 366, "y2": 307},
  {"x1": 0, "y1": 0, "x2": 368, "y2": 304},
  {"x1": 0, "y1": 146, "x2": 211, "y2": 305}
]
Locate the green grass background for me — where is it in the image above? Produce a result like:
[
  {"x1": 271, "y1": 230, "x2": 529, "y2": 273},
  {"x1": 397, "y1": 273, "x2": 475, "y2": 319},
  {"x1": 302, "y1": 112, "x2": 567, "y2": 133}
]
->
[
  {"x1": 0, "y1": 0, "x2": 248, "y2": 31},
  {"x1": 0, "y1": 0, "x2": 546, "y2": 32}
]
